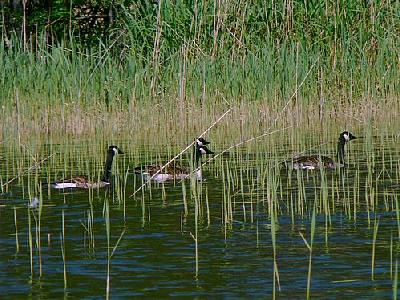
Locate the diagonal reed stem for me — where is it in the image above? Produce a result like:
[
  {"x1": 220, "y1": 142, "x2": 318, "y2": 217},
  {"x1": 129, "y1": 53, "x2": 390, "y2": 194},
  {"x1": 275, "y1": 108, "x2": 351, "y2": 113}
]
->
[
  {"x1": 200, "y1": 126, "x2": 293, "y2": 169},
  {"x1": 2, "y1": 153, "x2": 57, "y2": 188}
]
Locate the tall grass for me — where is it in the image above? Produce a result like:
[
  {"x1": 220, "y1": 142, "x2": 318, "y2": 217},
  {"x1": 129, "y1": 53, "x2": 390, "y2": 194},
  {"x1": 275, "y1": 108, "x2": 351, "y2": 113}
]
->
[{"x1": 0, "y1": 20, "x2": 398, "y2": 144}]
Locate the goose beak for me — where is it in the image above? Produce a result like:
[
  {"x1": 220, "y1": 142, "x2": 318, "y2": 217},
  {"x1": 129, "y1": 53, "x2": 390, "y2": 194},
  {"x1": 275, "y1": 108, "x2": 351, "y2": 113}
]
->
[
  {"x1": 202, "y1": 145, "x2": 214, "y2": 155},
  {"x1": 342, "y1": 132, "x2": 357, "y2": 142},
  {"x1": 349, "y1": 134, "x2": 357, "y2": 140}
]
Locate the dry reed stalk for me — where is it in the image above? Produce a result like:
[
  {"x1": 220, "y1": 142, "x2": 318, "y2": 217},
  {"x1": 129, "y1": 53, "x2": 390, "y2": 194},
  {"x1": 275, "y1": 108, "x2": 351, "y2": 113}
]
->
[
  {"x1": 211, "y1": 0, "x2": 222, "y2": 59},
  {"x1": 15, "y1": 89, "x2": 21, "y2": 146},
  {"x1": 200, "y1": 126, "x2": 293, "y2": 169},
  {"x1": 151, "y1": 0, "x2": 163, "y2": 95}
]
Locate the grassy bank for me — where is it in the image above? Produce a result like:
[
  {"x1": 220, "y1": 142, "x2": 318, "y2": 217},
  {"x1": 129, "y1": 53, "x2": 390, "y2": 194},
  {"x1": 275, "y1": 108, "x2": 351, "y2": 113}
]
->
[{"x1": 0, "y1": 1, "x2": 397, "y2": 149}]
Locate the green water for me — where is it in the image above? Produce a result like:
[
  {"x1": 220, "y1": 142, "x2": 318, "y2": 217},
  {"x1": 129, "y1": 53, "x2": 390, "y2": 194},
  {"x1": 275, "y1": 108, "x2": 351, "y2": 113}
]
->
[{"x1": 0, "y1": 138, "x2": 399, "y2": 298}]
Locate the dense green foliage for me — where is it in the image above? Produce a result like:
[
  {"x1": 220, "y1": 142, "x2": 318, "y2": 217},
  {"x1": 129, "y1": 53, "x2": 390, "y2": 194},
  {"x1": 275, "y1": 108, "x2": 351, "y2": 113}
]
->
[
  {"x1": 2, "y1": 1, "x2": 398, "y2": 58},
  {"x1": 0, "y1": 1, "x2": 398, "y2": 121}
]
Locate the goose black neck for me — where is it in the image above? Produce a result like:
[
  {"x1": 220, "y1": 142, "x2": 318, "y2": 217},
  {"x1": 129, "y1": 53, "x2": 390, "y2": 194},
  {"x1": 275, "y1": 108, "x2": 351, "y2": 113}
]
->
[
  {"x1": 336, "y1": 138, "x2": 346, "y2": 165},
  {"x1": 193, "y1": 145, "x2": 202, "y2": 167},
  {"x1": 101, "y1": 150, "x2": 115, "y2": 182}
]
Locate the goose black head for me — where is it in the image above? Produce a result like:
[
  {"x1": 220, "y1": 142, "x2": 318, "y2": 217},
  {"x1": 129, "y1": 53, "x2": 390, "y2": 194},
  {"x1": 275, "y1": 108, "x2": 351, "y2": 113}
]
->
[
  {"x1": 339, "y1": 131, "x2": 357, "y2": 143},
  {"x1": 196, "y1": 137, "x2": 211, "y2": 146},
  {"x1": 108, "y1": 145, "x2": 124, "y2": 156},
  {"x1": 194, "y1": 139, "x2": 214, "y2": 163}
]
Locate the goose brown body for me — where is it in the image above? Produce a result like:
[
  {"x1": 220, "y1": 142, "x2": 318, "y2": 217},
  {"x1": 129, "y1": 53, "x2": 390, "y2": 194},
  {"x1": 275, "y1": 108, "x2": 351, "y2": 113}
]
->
[
  {"x1": 290, "y1": 155, "x2": 336, "y2": 170},
  {"x1": 54, "y1": 175, "x2": 111, "y2": 189},
  {"x1": 287, "y1": 131, "x2": 356, "y2": 170},
  {"x1": 135, "y1": 138, "x2": 214, "y2": 182},
  {"x1": 53, "y1": 145, "x2": 124, "y2": 189}
]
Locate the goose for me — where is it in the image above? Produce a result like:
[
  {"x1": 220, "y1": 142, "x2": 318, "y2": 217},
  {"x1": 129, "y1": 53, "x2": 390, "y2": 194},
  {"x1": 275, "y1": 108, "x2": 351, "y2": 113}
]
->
[
  {"x1": 134, "y1": 138, "x2": 214, "y2": 182},
  {"x1": 286, "y1": 131, "x2": 356, "y2": 170},
  {"x1": 53, "y1": 145, "x2": 124, "y2": 189}
]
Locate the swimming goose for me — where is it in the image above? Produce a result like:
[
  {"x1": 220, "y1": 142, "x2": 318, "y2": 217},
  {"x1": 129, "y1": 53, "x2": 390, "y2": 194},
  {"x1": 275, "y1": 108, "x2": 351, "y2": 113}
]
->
[
  {"x1": 286, "y1": 131, "x2": 356, "y2": 170},
  {"x1": 53, "y1": 145, "x2": 124, "y2": 189},
  {"x1": 134, "y1": 138, "x2": 214, "y2": 182}
]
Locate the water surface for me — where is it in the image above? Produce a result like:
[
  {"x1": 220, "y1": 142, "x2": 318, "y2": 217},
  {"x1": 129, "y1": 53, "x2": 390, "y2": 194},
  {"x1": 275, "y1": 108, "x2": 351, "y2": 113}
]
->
[{"x1": 0, "y1": 140, "x2": 399, "y2": 298}]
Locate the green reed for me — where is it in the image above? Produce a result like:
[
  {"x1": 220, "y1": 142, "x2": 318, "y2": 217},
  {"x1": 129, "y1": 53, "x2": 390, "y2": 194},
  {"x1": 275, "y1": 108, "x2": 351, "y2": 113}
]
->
[
  {"x1": 394, "y1": 260, "x2": 398, "y2": 300},
  {"x1": 270, "y1": 199, "x2": 280, "y2": 299},
  {"x1": 319, "y1": 167, "x2": 330, "y2": 246},
  {"x1": 13, "y1": 206, "x2": 19, "y2": 253},
  {"x1": 82, "y1": 209, "x2": 95, "y2": 253},
  {"x1": 188, "y1": 155, "x2": 205, "y2": 279},
  {"x1": 299, "y1": 202, "x2": 316, "y2": 300},
  {"x1": 104, "y1": 197, "x2": 111, "y2": 299},
  {"x1": 182, "y1": 180, "x2": 188, "y2": 216},
  {"x1": 390, "y1": 234, "x2": 394, "y2": 279},
  {"x1": 61, "y1": 210, "x2": 67, "y2": 289},
  {"x1": 37, "y1": 187, "x2": 43, "y2": 277},
  {"x1": 371, "y1": 217, "x2": 380, "y2": 280},
  {"x1": 28, "y1": 206, "x2": 33, "y2": 282}
]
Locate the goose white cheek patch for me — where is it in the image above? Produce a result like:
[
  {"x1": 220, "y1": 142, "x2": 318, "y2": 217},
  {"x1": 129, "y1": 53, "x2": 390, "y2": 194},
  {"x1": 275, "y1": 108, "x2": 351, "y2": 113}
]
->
[
  {"x1": 196, "y1": 139, "x2": 203, "y2": 146},
  {"x1": 113, "y1": 147, "x2": 119, "y2": 155},
  {"x1": 343, "y1": 133, "x2": 349, "y2": 141}
]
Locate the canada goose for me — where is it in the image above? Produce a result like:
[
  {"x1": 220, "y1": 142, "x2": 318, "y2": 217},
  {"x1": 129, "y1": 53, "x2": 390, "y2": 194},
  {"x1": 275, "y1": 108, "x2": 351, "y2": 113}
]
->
[
  {"x1": 286, "y1": 131, "x2": 356, "y2": 170},
  {"x1": 134, "y1": 138, "x2": 214, "y2": 182},
  {"x1": 53, "y1": 145, "x2": 124, "y2": 189}
]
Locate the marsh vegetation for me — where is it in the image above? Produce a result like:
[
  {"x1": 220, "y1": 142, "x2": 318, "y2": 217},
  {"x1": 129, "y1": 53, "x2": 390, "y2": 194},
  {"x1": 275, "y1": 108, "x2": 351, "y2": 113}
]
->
[{"x1": 0, "y1": 0, "x2": 399, "y2": 298}]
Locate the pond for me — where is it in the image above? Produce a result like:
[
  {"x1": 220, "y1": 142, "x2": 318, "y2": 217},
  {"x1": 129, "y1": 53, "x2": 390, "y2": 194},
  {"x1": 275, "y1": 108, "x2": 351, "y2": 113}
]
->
[{"x1": 0, "y1": 136, "x2": 399, "y2": 298}]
